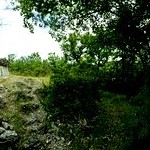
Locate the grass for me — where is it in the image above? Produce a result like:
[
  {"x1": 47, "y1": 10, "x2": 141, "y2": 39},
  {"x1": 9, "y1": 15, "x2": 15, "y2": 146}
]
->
[
  {"x1": 0, "y1": 74, "x2": 142, "y2": 150},
  {"x1": 0, "y1": 74, "x2": 47, "y2": 149}
]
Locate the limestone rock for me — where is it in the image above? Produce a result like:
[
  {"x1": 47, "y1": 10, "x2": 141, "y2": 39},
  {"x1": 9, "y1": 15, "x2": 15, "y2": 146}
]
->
[
  {"x1": 0, "y1": 130, "x2": 18, "y2": 142},
  {"x1": 2, "y1": 122, "x2": 13, "y2": 130},
  {"x1": 0, "y1": 121, "x2": 18, "y2": 150},
  {"x1": 0, "y1": 75, "x2": 63, "y2": 150},
  {"x1": 0, "y1": 85, "x2": 5, "y2": 93},
  {"x1": 0, "y1": 127, "x2": 5, "y2": 134}
]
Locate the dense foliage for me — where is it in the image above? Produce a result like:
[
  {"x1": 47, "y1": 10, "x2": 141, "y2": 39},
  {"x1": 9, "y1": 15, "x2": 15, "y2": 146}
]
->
[
  {"x1": 18, "y1": 0, "x2": 150, "y2": 92},
  {"x1": 16, "y1": 0, "x2": 150, "y2": 149},
  {"x1": 8, "y1": 53, "x2": 49, "y2": 76},
  {"x1": 8, "y1": 52, "x2": 60, "y2": 76},
  {"x1": 18, "y1": 0, "x2": 150, "y2": 70},
  {"x1": 40, "y1": 62, "x2": 148, "y2": 149}
]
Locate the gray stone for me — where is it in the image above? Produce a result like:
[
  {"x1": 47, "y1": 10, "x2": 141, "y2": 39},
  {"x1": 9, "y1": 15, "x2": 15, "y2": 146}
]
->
[
  {"x1": 0, "y1": 127, "x2": 5, "y2": 134},
  {"x1": 20, "y1": 102, "x2": 39, "y2": 113},
  {"x1": 0, "y1": 66, "x2": 9, "y2": 76},
  {"x1": 2, "y1": 122, "x2": 13, "y2": 130},
  {"x1": 0, "y1": 85, "x2": 5, "y2": 93},
  {"x1": 13, "y1": 90, "x2": 26, "y2": 101},
  {"x1": 23, "y1": 137, "x2": 40, "y2": 149},
  {"x1": 0, "y1": 130, "x2": 18, "y2": 142}
]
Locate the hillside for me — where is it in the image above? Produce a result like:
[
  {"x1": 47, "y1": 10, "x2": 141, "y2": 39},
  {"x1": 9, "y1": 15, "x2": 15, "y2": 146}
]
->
[
  {"x1": 0, "y1": 75, "x2": 64, "y2": 150},
  {"x1": 0, "y1": 75, "x2": 148, "y2": 150}
]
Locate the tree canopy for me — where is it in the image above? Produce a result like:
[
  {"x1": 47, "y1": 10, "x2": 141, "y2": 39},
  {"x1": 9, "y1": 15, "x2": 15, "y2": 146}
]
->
[{"x1": 18, "y1": 0, "x2": 150, "y2": 67}]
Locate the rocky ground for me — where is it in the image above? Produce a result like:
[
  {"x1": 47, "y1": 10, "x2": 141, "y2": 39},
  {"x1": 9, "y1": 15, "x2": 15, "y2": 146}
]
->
[{"x1": 0, "y1": 75, "x2": 66, "y2": 150}]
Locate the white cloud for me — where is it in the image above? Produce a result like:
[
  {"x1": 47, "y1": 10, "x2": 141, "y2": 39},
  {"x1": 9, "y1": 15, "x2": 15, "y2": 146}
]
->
[{"x1": 0, "y1": 0, "x2": 62, "y2": 59}]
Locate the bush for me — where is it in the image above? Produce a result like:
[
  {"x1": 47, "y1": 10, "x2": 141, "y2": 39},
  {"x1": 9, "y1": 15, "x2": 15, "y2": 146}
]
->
[
  {"x1": 39, "y1": 66, "x2": 105, "y2": 149},
  {"x1": 9, "y1": 53, "x2": 51, "y2": 76},
  {"x1": 42, "y1": 76, "x2": 101, "y2": 123},
  {"x1": 39, "y1": 60, "x2": 148, "y2": 149},
  {"x1": 127, "y1": 84, "x2": 150, "y2": 150}
]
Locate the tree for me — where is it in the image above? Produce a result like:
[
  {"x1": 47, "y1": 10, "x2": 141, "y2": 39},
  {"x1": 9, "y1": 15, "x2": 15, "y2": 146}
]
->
[
  {"x1": 8, "y1": 54, "x2": 16, "y2": 63},
  {"x1": 18, "y1": 1, "x2": 150, "y2": 148},
  {"x1": 9, "y1": 52, "x2": 51, "y2": 76},
  {"x1": 18, "y1": 0, "x2": 150, "y2": 77}
]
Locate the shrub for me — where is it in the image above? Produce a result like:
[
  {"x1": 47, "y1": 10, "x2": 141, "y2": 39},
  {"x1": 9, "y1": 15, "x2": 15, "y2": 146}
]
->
[
  {"x1": 42, "y1": 76, "x2": 101, "y2": 123},
  {"x1": 40, "y1": 68, "x2": 104, "y2": 149}
]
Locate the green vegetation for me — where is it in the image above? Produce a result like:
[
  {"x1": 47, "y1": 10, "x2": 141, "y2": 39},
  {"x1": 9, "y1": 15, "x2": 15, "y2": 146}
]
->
[
  {"x1": 7, "y1": 0, "x2": 150, "y2": 149},
  {"x1": 0, "y1": 76, "x2": 47, "y2": 149},
  {"x1": 8, "y1": 52, "x2": 60, "y2": 77},
  {"x1": 39, "y1": 63, "x2": 144, "y2": 150}
]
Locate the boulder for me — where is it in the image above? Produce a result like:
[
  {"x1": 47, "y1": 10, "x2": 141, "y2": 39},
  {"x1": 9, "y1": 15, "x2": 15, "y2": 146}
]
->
[
  {"x1": 0, "y1": 130, "x2": 18, "y2": 142},
  {"x1": 0, "y1": 121, "x2": 18, "y2": 150},
  {"x1": 2, "y1": 122, "x2": 13, "y2": 130},
  {"x1": 0, "y1": 127, "x2": 5, "y2": 134},
  {"x1": 0, "y1": 85, "x2": 5, "y2": 93}
]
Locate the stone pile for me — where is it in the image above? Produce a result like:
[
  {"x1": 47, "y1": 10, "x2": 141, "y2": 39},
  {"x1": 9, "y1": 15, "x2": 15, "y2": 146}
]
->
[{"x1": 0, "y1": 118, "x2": 18, "y2": 150}]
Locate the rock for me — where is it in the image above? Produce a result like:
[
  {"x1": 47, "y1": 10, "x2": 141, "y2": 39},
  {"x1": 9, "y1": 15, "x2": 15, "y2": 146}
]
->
[
  {"x1": 23, "y1": 137, "x2": 41, "y2": 149},
  {"x1": 20, "y1": 102, "x2": 39, "y2": 113},
  {"x1": 2, "y1": 122, "x2": 13, "y2": 130},
  {"x1": 15, "y1": 81, "x2": 32, "y2": 92},
  {"x1": 0, "y1": 85, "x2": 5, "y2": 93},
  {"x1": 0, "y1": 127, "x2": 5, "y2": 134},
  {"x1": 13, "y1": 91, "x2": 26, "y2": 101},
  {"x1": 0, "y1": 76, "x2": 52, "y2": 149},
  {"x1": 0, "y1": 130, "x2": 18, "y2": 142},
  {"x1": 0, "y1": 121, "x2": 18, "y2": 150},
  {"x1": 25, "y1": 115, "x2": 37, "y2": 125}
]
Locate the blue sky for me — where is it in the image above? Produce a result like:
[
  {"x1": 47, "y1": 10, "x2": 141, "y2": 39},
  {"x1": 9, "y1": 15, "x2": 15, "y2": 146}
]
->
[{"x1": 0, "y1": 0, "x2": 62, "y2": 59}]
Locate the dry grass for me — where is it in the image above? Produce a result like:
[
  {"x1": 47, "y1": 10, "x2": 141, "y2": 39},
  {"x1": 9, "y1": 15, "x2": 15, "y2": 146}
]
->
[{"x1": 0, "y1": 75, "x2": 50, "y2": 86}]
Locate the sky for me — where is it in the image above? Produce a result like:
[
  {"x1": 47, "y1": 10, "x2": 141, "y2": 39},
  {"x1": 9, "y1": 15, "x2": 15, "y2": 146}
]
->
[{"x1": 0, "y1": 0, "x2": 62, "y2": 59}]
